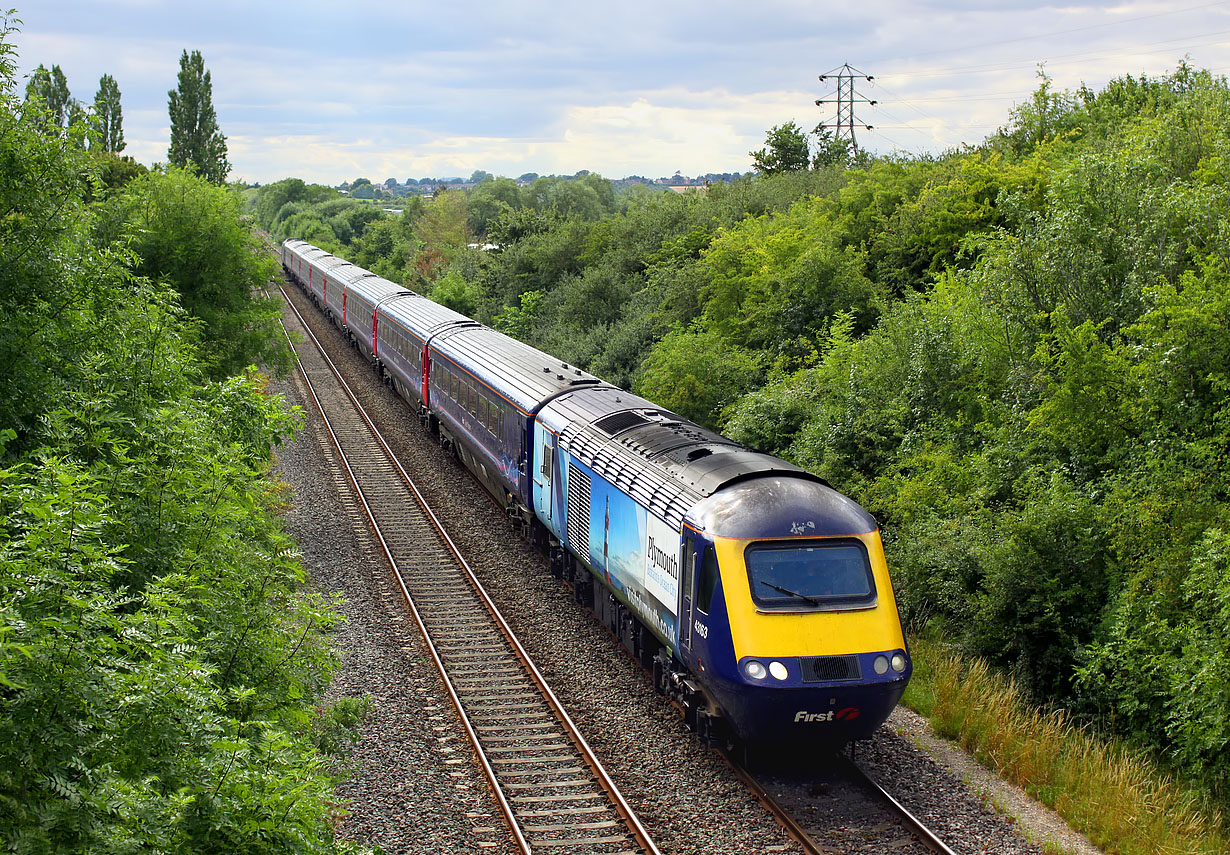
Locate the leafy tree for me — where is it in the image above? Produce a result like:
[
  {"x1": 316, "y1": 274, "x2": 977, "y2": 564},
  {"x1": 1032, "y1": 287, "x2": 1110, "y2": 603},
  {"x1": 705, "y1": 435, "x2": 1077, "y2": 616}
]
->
[
  {"x1": 1, "y1": 56, "x2": 97, "y2": 442},
  {"x1": 411, "y1": 188, "x2": 471, "y2": 280},
  {"x1": 634, "y1": 324, "x2": 763, "y2": 428},
  {"x1": 167, "y1": 49, "x2": 229, "y2": 184},
  {"x1": 995, "y1": 66, "x2": 1079, "y2": 156},
  {"x1": 700, "y1": 195, "x2": 881, "y2": 365},
  {"x1": 430, "y1": 269, "x2": 483, "y2": 316},
  {"x1": 90, "y1": 152, "x2": 147, "y2": 196},
  {"x1": 0, "y1": 17, "x2": 365, "y2": 848},
  {"x1": 90, "y1": 73, "x2": 123, "y2": 152},
  {"x1": 23, "y1": 62, "x2": 73, "y2": 128},
  {"x1": 467, "y1": 176, "x2": 523, "y2": 236},
  {"x1": 95, "y1": 166, "x2": 290, "y2": 378},
  {"x1": 523, "y1": 173, "x2": 616, "y2": 221},
  {"x1": 493, "y1": 288, "x2": 544, "y2": 340},
  {"x1": 750, "y1": 121, "x2": 811, "y2": 174},
  {"x1": 811, "y1": 125, "x2": 852, "y2": 168}
]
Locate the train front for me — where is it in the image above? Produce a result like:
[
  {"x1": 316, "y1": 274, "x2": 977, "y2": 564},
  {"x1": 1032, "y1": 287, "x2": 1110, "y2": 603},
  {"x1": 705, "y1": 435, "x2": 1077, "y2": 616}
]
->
[{"x1": 682, "y1": 475, "x2": 911, "y2": 746}]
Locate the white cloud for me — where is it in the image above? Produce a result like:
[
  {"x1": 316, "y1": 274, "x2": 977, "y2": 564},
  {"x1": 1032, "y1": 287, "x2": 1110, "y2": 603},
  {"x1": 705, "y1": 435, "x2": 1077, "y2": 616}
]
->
[{"x1": 9, "y1": 1, "x2": 1230, "y2": 183}]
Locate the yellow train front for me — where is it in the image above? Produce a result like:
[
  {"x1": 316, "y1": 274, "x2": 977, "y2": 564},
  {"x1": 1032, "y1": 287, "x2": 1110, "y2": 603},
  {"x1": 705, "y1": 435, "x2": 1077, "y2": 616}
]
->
[{"x1": 678, "y1": 474, "x2": 910, "y2": 745}]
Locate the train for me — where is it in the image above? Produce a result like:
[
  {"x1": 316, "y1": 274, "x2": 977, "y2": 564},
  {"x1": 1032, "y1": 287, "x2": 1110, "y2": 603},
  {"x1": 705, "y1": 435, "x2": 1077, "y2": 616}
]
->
[{"x1": 281, "y1": 238, "x2": 912, "y2": 747}]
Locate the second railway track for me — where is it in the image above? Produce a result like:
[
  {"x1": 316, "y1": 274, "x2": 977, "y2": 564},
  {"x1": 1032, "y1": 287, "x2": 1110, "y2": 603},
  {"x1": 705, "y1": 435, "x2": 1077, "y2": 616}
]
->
[{"x1": 279, "y1": 283, "x2": 660, "y2": 855}]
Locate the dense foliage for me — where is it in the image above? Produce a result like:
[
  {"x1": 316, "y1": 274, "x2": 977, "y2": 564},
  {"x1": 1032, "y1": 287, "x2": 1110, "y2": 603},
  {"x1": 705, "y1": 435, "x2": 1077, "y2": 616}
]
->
[
  {"x1": 1, "y1": 17, "x2": 361, "y2": 853},
  {"x1": 261, "y1": 63, "x2": 1230, "y2": 801}
]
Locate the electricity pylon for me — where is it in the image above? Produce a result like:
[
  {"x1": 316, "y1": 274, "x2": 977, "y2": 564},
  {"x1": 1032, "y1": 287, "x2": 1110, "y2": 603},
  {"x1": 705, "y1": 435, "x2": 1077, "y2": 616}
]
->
[{"x1": 815, "y1": 64, "x2": 876, "y2": 154}]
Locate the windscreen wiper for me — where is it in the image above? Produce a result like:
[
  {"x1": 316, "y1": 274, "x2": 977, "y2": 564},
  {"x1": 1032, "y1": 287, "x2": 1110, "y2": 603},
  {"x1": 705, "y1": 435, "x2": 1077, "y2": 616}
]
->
[{"x1": 759, "y1": 580, "x2": 822, "y2": 606}]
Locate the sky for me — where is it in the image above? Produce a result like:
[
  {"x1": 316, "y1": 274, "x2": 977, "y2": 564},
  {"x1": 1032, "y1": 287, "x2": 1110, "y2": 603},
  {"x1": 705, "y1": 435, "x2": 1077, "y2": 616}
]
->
[{"x1": 9, "y1": 1, "x2": 1230, "y2": 186}]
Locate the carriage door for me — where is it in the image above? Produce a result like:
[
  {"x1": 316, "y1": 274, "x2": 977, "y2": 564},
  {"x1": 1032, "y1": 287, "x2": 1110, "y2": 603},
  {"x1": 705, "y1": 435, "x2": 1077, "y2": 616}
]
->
[
  {"x1": 680, "y1": 536, "x2": 697, "y2": 657},
  {"x1": 533, "y1": 428, "x2": 556, "y2": 524}
]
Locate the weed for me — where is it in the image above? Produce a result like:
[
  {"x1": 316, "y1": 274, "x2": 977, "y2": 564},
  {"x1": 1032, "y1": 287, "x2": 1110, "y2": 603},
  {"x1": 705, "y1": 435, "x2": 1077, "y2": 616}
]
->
[{"x1": 905, "y1": 636, "x2": 1229, "y2": 855}]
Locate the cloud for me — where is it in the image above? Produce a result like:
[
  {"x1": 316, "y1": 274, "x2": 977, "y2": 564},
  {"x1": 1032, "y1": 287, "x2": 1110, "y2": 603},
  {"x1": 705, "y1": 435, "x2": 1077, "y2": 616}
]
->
[{"x1": 10, "y1": 0, "x2": 1230, "y2": 183}]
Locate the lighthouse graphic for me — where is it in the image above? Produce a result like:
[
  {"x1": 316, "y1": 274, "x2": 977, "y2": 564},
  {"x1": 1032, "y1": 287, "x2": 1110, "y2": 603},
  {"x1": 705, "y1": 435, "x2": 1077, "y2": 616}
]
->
[{"x1": 603, "y1": 496, "x2": 610, "y2": 582}]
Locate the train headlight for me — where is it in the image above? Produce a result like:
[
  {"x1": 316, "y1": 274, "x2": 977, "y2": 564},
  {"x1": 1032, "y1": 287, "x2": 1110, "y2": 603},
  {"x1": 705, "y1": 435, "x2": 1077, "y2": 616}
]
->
[
  {"x1": 873, "y1": 655, "x2": 890, "y2": 675},
  {"x1": 891, "y1": 652, "x2": 908, "y2": 673},
  {"x1": 768, "y1": 661, "x2": 789, "y2": 681},
  {"x1": 743, "y1": 660, "x2": 768, "y2": 680}
]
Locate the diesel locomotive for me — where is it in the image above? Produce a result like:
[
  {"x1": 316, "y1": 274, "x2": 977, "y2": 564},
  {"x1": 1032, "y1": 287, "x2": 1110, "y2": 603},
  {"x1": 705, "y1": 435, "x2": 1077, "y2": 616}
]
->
[{"x1": 282, "y1": 238, "x2": 911, "y2": 746}]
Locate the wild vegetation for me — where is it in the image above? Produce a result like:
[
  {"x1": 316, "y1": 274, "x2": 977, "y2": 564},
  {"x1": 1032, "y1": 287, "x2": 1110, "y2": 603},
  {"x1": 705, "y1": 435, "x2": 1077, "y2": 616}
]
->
[
  {"x1": 1, "y1": 15, "x2": 362, "y2": 853},
  {"x1": 254, "y1": 62, "x2": 1230, "y2": 817}
]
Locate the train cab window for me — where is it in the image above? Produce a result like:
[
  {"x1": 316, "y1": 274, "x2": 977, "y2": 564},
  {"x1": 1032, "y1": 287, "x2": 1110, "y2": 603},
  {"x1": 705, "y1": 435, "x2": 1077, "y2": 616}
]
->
[
  {"x1": 745, "y1": 540, "x2": 876, "y2": 611},
  {"x1": 696, "y1": 545, "x2": 719, "y2": 614}
]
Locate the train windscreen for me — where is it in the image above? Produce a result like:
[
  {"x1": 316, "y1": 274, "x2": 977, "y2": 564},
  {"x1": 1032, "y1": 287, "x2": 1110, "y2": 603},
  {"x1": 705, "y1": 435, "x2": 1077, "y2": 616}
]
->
[{"x1": 745, "y1": 539, "x2": 876, "y2": 610}]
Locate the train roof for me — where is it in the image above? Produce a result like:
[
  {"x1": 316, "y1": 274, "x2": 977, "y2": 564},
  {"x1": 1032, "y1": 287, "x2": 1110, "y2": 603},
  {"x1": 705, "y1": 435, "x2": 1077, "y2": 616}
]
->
[
  {"x1": 430, "y1": 325, "x2": 604, "y2": 416},
  {"x1": 378, "y1": 293, "x2": 476, "y2": 342},
  {"x1": 348, "y1": 274, "x2": 408, "y2": 305},
  {"x1": 540, "y1": 385, "x2": 826, "y2": 529},
  {"x1": 689, "y1": 476, "x2": 877, "y2": 539}
]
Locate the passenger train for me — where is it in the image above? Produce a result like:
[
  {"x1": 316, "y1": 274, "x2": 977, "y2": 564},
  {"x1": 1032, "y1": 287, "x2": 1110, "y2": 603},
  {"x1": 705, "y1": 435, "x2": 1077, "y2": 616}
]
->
[{"x1": 281, "y1": 238, "x2": 911, "y2": 746}]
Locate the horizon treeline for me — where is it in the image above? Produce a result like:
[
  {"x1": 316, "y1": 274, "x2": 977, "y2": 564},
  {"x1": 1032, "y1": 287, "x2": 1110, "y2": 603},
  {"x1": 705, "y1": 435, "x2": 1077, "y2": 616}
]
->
[{"x1": 252, "y1": 61, "x2": 1230, "y2": 805}]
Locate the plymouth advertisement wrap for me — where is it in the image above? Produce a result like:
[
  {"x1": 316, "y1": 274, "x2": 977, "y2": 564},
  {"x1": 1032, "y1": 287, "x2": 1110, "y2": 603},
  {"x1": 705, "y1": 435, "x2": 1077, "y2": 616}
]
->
[{"x1": 576, "y1": 462, "x2": 680, "y2": 648}]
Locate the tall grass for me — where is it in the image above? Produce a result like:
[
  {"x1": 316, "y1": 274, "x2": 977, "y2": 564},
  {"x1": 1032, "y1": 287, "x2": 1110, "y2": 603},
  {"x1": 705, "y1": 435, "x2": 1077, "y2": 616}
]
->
[{"x1": 902, "y1": 637, "x2": 1229, "y2": 855}]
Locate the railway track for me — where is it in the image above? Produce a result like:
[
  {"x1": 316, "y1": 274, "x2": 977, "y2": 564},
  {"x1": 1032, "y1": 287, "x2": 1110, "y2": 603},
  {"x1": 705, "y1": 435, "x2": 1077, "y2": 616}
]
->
[
  {"x1": 278, "y1": 284, "x2": 661, "y2": 855},
  {"x1": 734, "y1": 747, "x2": 962, "y2": 855},
  {"x1": 840, "y1": 755, "x2": 959, "y2": 854}
]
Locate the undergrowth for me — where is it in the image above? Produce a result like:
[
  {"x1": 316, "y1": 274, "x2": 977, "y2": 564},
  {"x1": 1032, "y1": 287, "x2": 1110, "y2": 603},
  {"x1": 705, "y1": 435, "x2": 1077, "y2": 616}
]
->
[{"x1": 901, "y1": 637, "x2": 1229, "y2": 855}]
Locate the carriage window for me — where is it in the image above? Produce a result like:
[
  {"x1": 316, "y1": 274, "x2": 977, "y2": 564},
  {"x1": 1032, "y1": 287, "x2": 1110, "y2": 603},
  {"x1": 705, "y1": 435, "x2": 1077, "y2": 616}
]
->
[{"x1": 745, "y1": 540, "x2": 876, "y2": 611}]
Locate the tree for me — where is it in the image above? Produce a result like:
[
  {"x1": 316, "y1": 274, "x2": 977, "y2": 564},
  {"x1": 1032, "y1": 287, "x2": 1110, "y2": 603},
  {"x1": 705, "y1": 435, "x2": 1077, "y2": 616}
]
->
[
  {"x1": 811, "y1": 125, "x2": 852, "y2": 168},
  {"x1": 91, "y1": 72, "x2": 124, "y2": 153},
  {"x1": 750, "y1": 121, "x2": 811, "y2": 174},
  {"x1": 23, "y1": 62, "x2": 72, "y2": 128},
  {"x1": 167, "y1": 49, "x2": 229, "y2": 184},
  {"x1": 467, "y1": 176, "x2": 523, "y2": 235},
  {"x1": 95, "y1": 166, "x2": 289, "y2": 378},
  {"x1": 634, "y1": 324, "x2": 764, "y2": 428}
]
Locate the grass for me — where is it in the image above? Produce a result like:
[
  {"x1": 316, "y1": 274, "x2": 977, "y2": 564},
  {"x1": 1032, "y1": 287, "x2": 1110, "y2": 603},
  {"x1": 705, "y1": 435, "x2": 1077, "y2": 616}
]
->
[{"x1": 901, "y1": 636, "x2": 1229, "y2": 855}]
